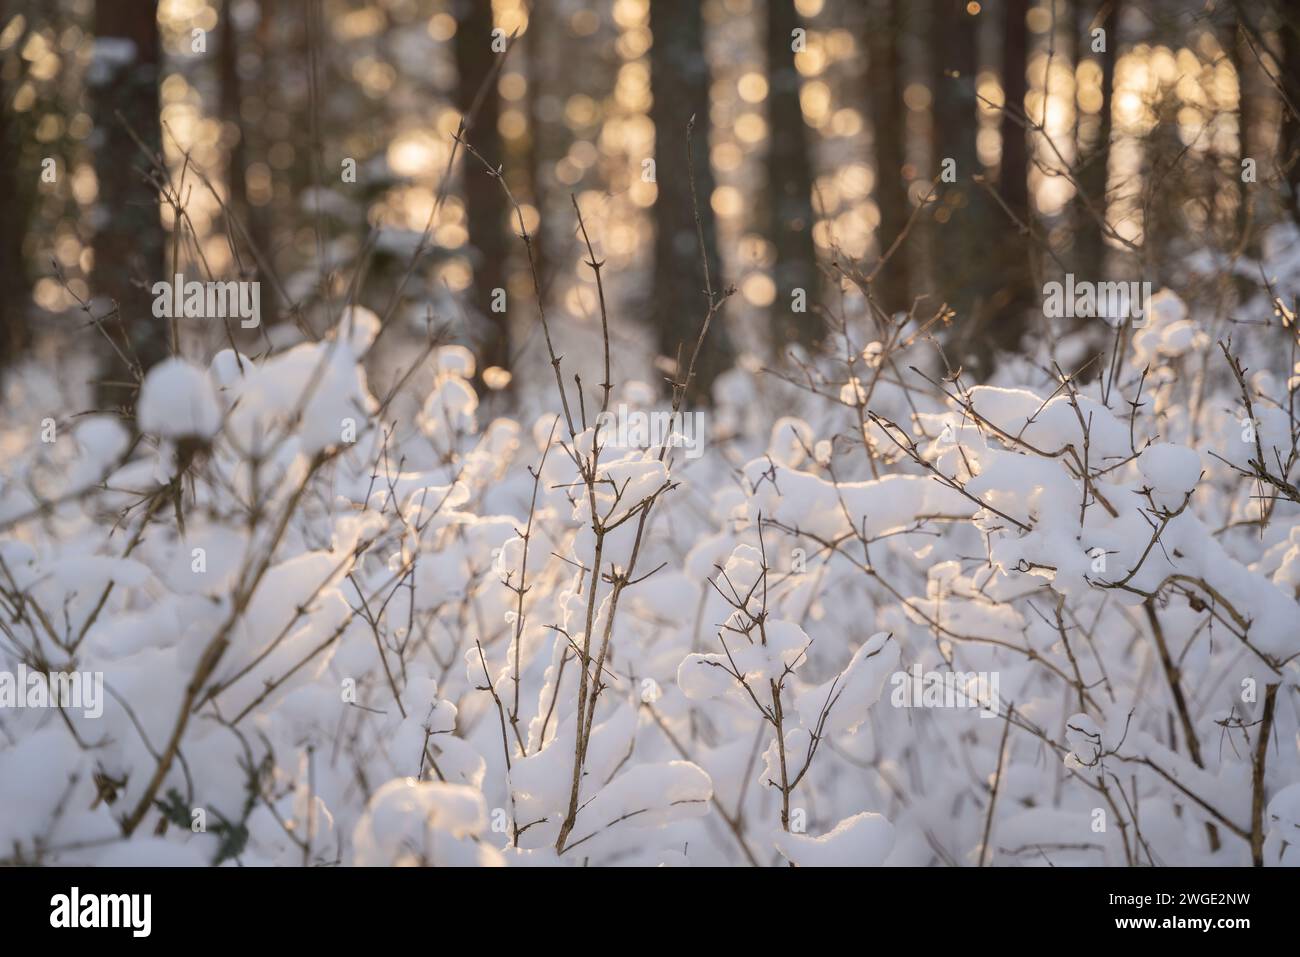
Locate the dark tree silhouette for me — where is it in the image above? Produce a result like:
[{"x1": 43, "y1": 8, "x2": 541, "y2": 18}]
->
[
  {"x1": 1231, "y1": 19, "x2": 1255, "y2": 252},
  {"x1": 0, "y1": 68, "x2": 31, "y2": 369},
  {"x1": 521, "y1": 7, "x2": 549, "y2": 298},
  {"x1": 931, "y1": 0, "x2": 998, "y2": 373},
  {"x1": 1075, "y1": 0, "x2": 1119, "y2": 283},
  {"x1": 218, "y1": 0, "x2": 270, "y2": 321},
  {"x1": 990, "y1": 0, "x2": 1034, "y2": 356},
  {"x1": 1277, "y1": 4, "x2": 1300, "y2": 224},
  {"x1": 250, "y1": 0, "x2": 278, "y2": 326},
  {"x1": 649, "y1": 0, "x2": 734, "y2": 401},
  {"x1": 453, "y1": 0, "x2": 509, "y2": 382},
  {"x1": 766, "y1": 0, "x2": 822, "y2": 350},
  {"x1": 867, "y1": 0, "x2": 911, "y2": 317},
  {"x1": 91, "y1": 0, "x2": 166, "y2": 393},
  {"x1": 218, "y1": 6, "x2": 245, "y2": 222}
]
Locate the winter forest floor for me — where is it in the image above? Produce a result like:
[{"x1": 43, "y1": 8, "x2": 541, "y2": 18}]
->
[{"x1": 4, "y1": 216, "x2": 1300, "y2": 867}]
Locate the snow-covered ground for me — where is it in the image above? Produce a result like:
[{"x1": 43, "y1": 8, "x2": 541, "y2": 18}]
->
[{"x1": 2, "y1": 225, "x2": 1300, "y2": 867}]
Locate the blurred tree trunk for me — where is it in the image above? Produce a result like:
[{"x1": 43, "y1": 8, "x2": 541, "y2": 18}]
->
[
  {"x1": 219, "y1": 0, "x2": 278, "y2": 330},
  {"x1": 453, "y1": 0, "x2": 509, "y2": 381},
  {"x1": 991, "y1": 0, "x2": 1033, "y2": 356},
  {"x1": 1062, "y1": 0, "x2": 1080, "y2": 274},
  {"x1": 522, "y1": 8, "x2": 548, "y2": 297},
  {"x1": 0, "y1": 71, "x2": 31, "y2": 368},
  {"x1": 219, "y1": 5, "x2": 246, "y2": 220},
  {"x1": 91, "y1": 0, "x2": 165, "y2": 398},
  {"x1": 931, "y1": 0, "x2": 997, "y2": 374},
  {"x1": 529, "y1": 3, "x2": 577, "y2": 314},
  {"x1": 867, "y1": 0, "x2": 911, "y2": 317},
  {"x1": 249, "y1": 0, "x2": 276, "y2": 326},
  {"x1": 1074, "y1": 0, "x2": 1119, "y2": 282},
  {"x1": 766, "y1": 0, "x2": 821, "y2": 350},
  {"x1": 1227, "y1": 19, "x2": 1255, "y2": 255},
  {"x1": 1278, "y1": 6, "x2": 1300, "y2": 224},
  {"x1": 998, "y1": 1, "x2": 1029, "y2": 222},
  {"x1": 649, "y1": 0, "x2": 734, "y2": 402}
]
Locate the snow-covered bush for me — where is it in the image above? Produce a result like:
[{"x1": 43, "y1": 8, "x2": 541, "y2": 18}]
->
[{"x1": 3, "y1": 226, "x2": 1299, "y2": 866}]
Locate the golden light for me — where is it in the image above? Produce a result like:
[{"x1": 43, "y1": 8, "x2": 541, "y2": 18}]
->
[
  {"x1": 482, "y1": 367, "x2": 513, "y2": 390},
  {"x1": 427, "y1": 13, "x2": 456, "y2": 41},
  {"x1": 499, "y1": 109, "x2": 527, "y2": 139},
  {"x1": 387, "y1": 131, "x2": 441, "y2": 178},
  {"x1": 794, "y1": 46, "x2": 826, "y2": 77},
  {"x1": 500, "y1": 73, "x2": 527, "y2": 101},
  {"x1": 830, "y1": 108, "x2": 862, "y2": 136},
  {"x1": 439, "y1": 260, "x2": 472, "y2": 292},
  {"x1": 741, "y1": 273, "x2": 776, "y2": 307},
  {"x1": 711, "y1": 186, "x2": 743, "y2": 218},
  {"x1": 612, "y1": 0, "x2": 647, "y2": 29},
  {"x1": 734, "y1": 113, "x2": 768, "y2": 144},
  {"x1": 738, "y1": 72, "x2": 768, "y2": 104},
  {"x1": 800, "y1": 81, "x2": 832, "y2": 127},
  {"x1": 903, "y1": 83, "x2": 931, "y2": 111},
  {"x1": 565, "y1": 94, "x2": 599, "y2": 128},
  {"x1": 712, "y1": 142, "x2": 744, "y2": 173}
]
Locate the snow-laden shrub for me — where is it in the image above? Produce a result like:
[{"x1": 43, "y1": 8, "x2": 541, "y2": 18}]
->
[{"x1": 2, "y1": 265, "x2": 1298, "y2": 866}]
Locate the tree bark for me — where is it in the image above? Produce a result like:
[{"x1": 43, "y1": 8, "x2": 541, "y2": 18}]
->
[
  {"x1": 931, "y1": 0, "x2": 997, "y2": 375},
  {"x1": 867, "y1": 0, "x2": 911, "y2": 317},
  {"x1": 0, "y1": 68, "x2": 32, "y2": 369},
  {"x1": 649, "y1": 0, "x2": 734, "y2": 402},
  {"x1": 1278, "y1": 5, "x2": 1300, "y2": 224},
  {"x1": 91, "y1": 0, "x2": 165, "y2": 397},
  {"x1": 766, "y1": 0, "x2": 822, "y2": 349},
  {"x1": 522, "y1": 5, "x2": 548, "y2": 298},
  {"x1": 1074, "y1": 0, "x2": 1119, "y2": 283},
  {"x1": 990, "y1": 0, "x2": 1034, "y2": 358},
  {"x1": 218, "y1": 2, "x2": 247, "y2": 219},
  {"x1": 453, "y1": 0, "x2": 509, "y2": 382}
]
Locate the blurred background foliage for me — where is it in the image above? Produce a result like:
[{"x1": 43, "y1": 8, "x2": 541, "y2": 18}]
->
[{"x1": 0, "y1": 0, "x2": 1297, "y2": 410}]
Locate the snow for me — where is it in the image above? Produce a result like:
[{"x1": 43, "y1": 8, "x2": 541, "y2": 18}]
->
[
  {"x1": 95, "y1": 838, "x2": 209, "y2": 867},
  {"x1": 4, "y1": 269, "x2": 1299, "y2": 867},
  {"x1": 1064, "y1": 714, "x2": 1103, "y2": 769},
  {"x1": 137, "y1": 358, "x2": 222, "y2": 440},
  {"x1": 564, "y1": 761, "x2": 712, "y2": 852},
  {"x1": 352, "y1": 779, "x2": 504, "y2": 866},
  {"x1": 1138, "y1": 443, "x2": 1202, "y2": 497},
  {"x1": 773, "y1": 812, "x2": 894, "y2": 866},
  {"x1": 768, "y1": 417, "x2": 815, "y2": 467},
  {"x1": 795, "y1": 631, "x2": 897, "y2": 735},
  {"x1": 1265, "y1": 783, "x2": 1300, "y2": 867},
  {"x1": 678, "y1": 652, "x2": 740, "y2": 700}
]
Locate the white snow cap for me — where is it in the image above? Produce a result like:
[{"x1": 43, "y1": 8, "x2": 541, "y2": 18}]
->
[
  {"x1": 795, "y1": 631, "x2": 898, "y2": 735},
  {"x1": 75, "y1": 415, "x2": 129, "y2": 464},
  {"x1": 337, "y1": 305, "x2": 381, "y2": 353},
  {"x1": 137, "y1": 358, "x2": 222, "y2": 439},
  {"x1": 435, "y1": 344, "x2": 476, "y2": 379},
  {"x1": 352, "y1": 778, "x2": 504, "y2": 867},
  {"x1": 768, "y1": 417, "x2": 814, "y2": 467},
  {"x1": 208, "y1": 348, "x2": 251, "y2": 390},
  {"x1": 1064, "y1": 713, "x2": 1103, "y2": 768},
  {"x1": 1138, "y1": 443, "x2": 1202, "y2": 496},
  {"x1": 1148, "y1": 288, "x2": 1187, "y2": 325},
  {"x1": 1264, "y1": 782, "x2": 1300, "y2": 866},
  {"x1": 773, "y1": 811, "x2": 894, "y2": 866}
]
